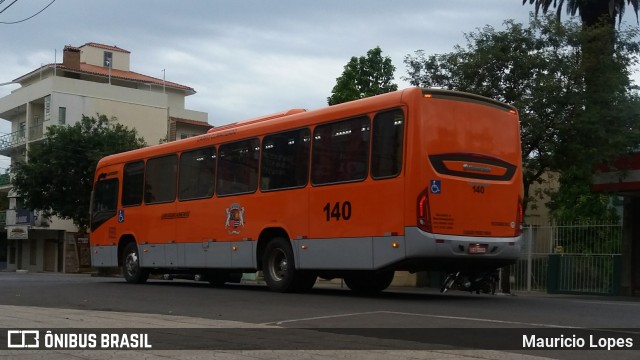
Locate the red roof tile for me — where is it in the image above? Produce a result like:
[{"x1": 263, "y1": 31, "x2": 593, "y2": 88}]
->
[{"x1": 14, "y1": 63, "x2": 195, "y2": 94}]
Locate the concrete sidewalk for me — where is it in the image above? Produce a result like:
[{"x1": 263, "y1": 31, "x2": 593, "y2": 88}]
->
[{"x1": 0, "y1": 304, "x2": 551, "y2": 360}]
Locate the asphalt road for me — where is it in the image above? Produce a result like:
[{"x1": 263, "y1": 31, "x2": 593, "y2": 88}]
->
[{"x1": 1, "y1": 272, "x2": 638, "y2": 359}]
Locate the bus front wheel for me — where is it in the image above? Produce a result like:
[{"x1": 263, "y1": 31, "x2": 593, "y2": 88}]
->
[
  {"x1": 122, "y1": 242, "x2": 149, "y2": 284},
  {"x1": 262, "y1": 237, "x2": 316, "y2": 293}
]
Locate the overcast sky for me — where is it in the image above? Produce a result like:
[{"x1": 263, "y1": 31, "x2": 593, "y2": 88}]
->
[{"x1": 1, "y1": 1, "x2": 639, "y2": 166}]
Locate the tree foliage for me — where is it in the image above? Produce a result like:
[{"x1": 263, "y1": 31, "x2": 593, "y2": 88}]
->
[
  {"x1": 403, "y1": 15, "x2": 640, "y2": 221},
  {"x1": 523, "y1": 0, "x2": 639, "y2": 27},
  {"x1": 10, "y1": 114, "x2": 146, "y2": 230},
  {"x1": 327, "y1": 46, "x2": 398, "y2": 105}
]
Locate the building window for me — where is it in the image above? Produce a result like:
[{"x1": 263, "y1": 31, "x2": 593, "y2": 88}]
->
[
  {"x1": 19, "y1": 122, "x2": 26, "y2": 139},
  {"x1": 58, "y1": 107, "x2": 66, "y2": 125},
  {"x1": 260, "y1": 128, "x2": 310, "y2": 191},
  {"x1": 104, "y1": 51, "x2": 113, "y2": 68}
]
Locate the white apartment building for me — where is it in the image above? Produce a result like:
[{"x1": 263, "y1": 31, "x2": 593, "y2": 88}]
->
[{"x1": 0, "y1": 42, "x2": 211, "y2": 272}]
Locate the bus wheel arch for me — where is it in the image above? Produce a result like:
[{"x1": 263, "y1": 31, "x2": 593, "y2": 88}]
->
[
  {"x1": 258, "y1": 228, "x2": 316, "y2": 293},
  {"x1": 257, "y1": 228, "x2": 290, "y2": 270}
]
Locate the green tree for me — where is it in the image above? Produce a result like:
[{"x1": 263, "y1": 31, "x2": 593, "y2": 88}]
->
[
  {"x1": 10, "y1": 114, "x2": 146, "y2": 230},
  {"x1": 327, "y1": 46, "x2": 398, "y2": 105},
  {"x1": 403, "y1": 15, "x2": 640, "y2": 220},
  {"x1": 524, "y1": 1, "x2": 640, "y2": 113},
  {"x1": 524, "y1": 0, "x2": 638, "y2": 27}
]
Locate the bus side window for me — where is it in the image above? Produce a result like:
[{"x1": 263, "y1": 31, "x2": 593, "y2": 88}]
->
[
  {"x1": 260, "y1": 128, "x2": 310, "y2": 191},
  {"x1": 145, "y1": 155, "x2": 178, "y2": 204},
  {"x1": 179, "y1": 147, "x2": 216, "y2": 200},
  {"x1": 371, "y1": 108, "x2": 404, "y2": 179},
  {"x1": 217, "y1": 138, "x2": 260, "y2": 196},
  {"x1": 122, "y1": 161, "x2": 144, "y2": 206},
  {"x1": 311, "y1": 116, "x2": 370, "y2": 185}
]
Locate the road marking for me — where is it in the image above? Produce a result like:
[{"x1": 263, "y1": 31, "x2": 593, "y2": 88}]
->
[
  {"x1": 378, "y1": 311, "x2": 575, "y2": 328},
  {"x1": 266, "y1": 310, "x2": 575, "y2": 328},
  {"x1": 265, "y1": 311, "x2": 390, "y2": 326},
  {"x1": 571, "y1": 300, "x2": 640, "y2": 307}
]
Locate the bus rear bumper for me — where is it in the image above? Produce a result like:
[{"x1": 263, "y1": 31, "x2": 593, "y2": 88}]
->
[{"x1": 404, "y1": 226, "x2": 521, "y2": 264}]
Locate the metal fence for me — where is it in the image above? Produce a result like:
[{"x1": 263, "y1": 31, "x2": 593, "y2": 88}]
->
[{"x1": 511, "y1": 221, "x2": 623, "y2": 294}]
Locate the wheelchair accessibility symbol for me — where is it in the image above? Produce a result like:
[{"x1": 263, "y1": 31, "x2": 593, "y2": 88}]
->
[
  {"x1": 118, "y1": 210, "x2": 125, "y2": 223},
  {"x1": 430, "y1": 180, "x2": 441, "y2": 194}
]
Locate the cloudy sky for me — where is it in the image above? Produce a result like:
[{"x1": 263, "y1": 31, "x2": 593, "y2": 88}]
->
[{"x1": 0, "y1": 1, "x2": 638, "y2": 158}]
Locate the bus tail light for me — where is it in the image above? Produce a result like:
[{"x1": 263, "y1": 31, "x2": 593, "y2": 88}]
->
[
  {"x1": 417, "y1": 189, "x2": 432, "y2": 233},
  {"x1": 515, "y1": 197, "x2": 523, "y2": 236}
]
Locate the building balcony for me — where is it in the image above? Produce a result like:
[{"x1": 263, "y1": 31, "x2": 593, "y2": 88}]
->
[{"x1": 0, "y1": 130, "x2": 26, "y2": 153}]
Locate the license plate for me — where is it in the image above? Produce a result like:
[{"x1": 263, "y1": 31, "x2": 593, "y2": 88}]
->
[{"x1": 468, "y1": 244, "x2": 488, "y2": 254}]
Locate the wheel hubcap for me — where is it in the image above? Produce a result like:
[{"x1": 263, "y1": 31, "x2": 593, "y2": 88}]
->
[
  {"x1": 125, "y1": 252, "x2": 138, "y2": 276},
  {"x1": 269, "y1": 249, "x2": 288, "y2": 282}
]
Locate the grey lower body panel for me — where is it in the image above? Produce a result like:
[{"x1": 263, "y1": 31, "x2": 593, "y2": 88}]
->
[{"x1": 91, "y1": 228, "x2": 521, "y2": 272}]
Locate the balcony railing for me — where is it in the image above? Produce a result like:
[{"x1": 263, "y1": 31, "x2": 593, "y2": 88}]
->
[{"x1": 0, "y1": 130, "x2": 26, "y2": 152}]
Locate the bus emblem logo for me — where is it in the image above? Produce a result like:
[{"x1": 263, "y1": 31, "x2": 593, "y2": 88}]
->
[
  {"x1": 430, "y1": 180, "x2": 441, "y2": 194},
  {"x1": 225, "y1": 203, "x2": 245, "y2": 234}
]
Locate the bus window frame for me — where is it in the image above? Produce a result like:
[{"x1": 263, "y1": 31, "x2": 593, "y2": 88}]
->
[
  {"x1": 259, "y1": 127, "x2": 311, "y2": 193},
  {"x1": 216, "y1": 137, "x2": 261, "y2": 197},
  {"x1": 178, "y1": 146, "x2": 217, "y2": 202},
  {"x1": 90, "y1": 177, "x2": 119, "y2": 231},
  {"x1": 121, "y1": 160, "x2": 145, "y2": 208},
  {"x1": 144, "y1": 153, "x2": 178, "y2": 205},
  {"x1": 310, "y1": 115, "x2": 371, "y2": 187},
  {"x1": 370, "y1": 107, "x2": 406, "y2": 180}
]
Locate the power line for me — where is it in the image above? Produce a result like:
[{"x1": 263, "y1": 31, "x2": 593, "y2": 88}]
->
[
  {"x1": 0, "y1": 0, "x2": 55, "y2": 24},
  {"x1": 0, "y1": 0, "x2": 18, "y2": 15}
]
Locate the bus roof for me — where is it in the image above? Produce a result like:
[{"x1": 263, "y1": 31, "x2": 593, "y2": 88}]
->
[{"x1": 96, "y1": 87, "x2": 515, "y2": 169}]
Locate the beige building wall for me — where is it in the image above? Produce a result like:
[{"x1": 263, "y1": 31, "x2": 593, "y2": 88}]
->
[{"x1": 80, "y1": 45, "x2": 130, "y2": 71}]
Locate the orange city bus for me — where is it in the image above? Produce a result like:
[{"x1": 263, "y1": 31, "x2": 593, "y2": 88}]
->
[{"x1": 90, "y1": 87, "x2": 523, "y2": 293}]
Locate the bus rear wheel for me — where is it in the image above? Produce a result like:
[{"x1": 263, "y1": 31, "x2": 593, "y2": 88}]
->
[
  {"x1": 122, "y1": 242, "x2": 149, "y2": 284},
  {"x1": 262, "y1": 237, "x2": 316, "y2": 293},
  {"x1": 344, "y1": 271, "x2": 394, "y2": 293}
]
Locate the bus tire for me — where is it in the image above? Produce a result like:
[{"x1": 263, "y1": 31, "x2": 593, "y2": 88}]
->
[
  {"x1": 122, "y1": 242, "x2": 149, "y2": 284},
  {"x1": 344, "y1": 271, "x2": 394, "y2": 293},
  {"x1": 262, "y1": 237, "x2": 315, "y2": 293}
]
